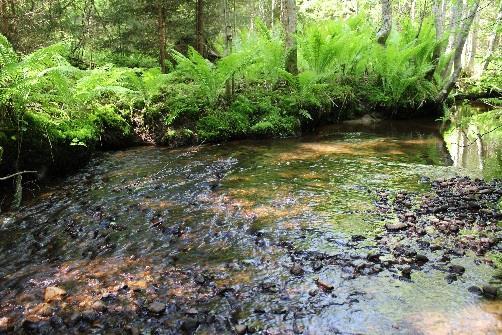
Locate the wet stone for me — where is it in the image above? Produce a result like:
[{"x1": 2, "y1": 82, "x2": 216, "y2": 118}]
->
[
  {"x1": 235, "y1": 324, "x2": 247, "y2": 335},
  {"x1": 415, "y1": 254, "x2": 429, "y2": 264},
  {"x1": 468, "y1": 286, "x2": 482, "y2": 295},
  {"x1": 34, "y1": 303, "x2": 54, "y2": 317},
  {"x1": 445, "y1": 274, "x2": 457, "y2": 284},
  {"x1": 316, "y1": 278, "x2": 334, "y2": 291},
  {"x1": 91, "y1": 301, "x2": 107, "y2": 312},
  {"x1": 482, "y1": 285, "x2": 499, "y2": 299},
  {"x1": 290, "y1": 263, "x2": 305, "y2": 276},
  {"x1": 261, "y1": 282, "x2": 278, "y2": 293},
  {"x1": 449, "y1": 265, "x2": 466, "y2": 275},
  {"x1": 366, "y1": 252, "x2": 381, "y2": 263},
  {"x1": 312, "y1": 261, "x2": 323, "y2": 271},
  {"x1": 181, "y1": 318, "x2": 199, "y2": 333},
  {"x1": 82, "y1": 310, "x2": 98, "y2": 322},
  {"x1": 148, "y1": 302, "x2": 166, "y2": 314},
  {"x1": 44, "y1": 286, "x2": 66, "y2": 302},
  {"x1": 385, "y1": 222, "x2": 408, "y2": 231},
  {"x1": 194, "y1": 273, "x2": 206, "y2": 285}
]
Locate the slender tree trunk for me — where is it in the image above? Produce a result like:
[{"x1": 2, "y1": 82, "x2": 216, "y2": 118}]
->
[
  {"x1": 196, "y1": 0, "x2": 204, "y2": 55},
  {"x1": 376, "y1": 0, "x2": 392, "y2": 45},
  {"x1": 465, "y1": 12, "x2": 478, "y2": 75},
  {"x1": 157, "y1": 0, "x2": 167, "y2": 73},
  {"x1": 410, "y1": 0, "x2": 416, "y2": 21},
  {"x1": 436, "y1": 0, "x2": 480, "y2": 103},
  {"x1": 481, "y1": 1, "x2": 502, "y2": 73},
  {"x1": 281, "y1": 0, "x2": 297, "y2": 74},
  {"x1": 443, "y1": 0, "x2": 464, "y2": 78},
  {"x1": 427, "y1": 0, "x2": 447, "y2": 80},
  {"x1": 0, "y1": 0, "x2": 9, "y2": 38},
  {"x1": 224, "y1": 0, "x2": 233, "y2": 97},
  {"x1": 271, "y1": 0, "x2": 276, "y2": 26}
]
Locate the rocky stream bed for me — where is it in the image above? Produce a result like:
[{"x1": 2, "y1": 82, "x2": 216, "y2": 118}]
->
[{"x1": 0, "y1": 121, "x2": 501, "y2": 334}]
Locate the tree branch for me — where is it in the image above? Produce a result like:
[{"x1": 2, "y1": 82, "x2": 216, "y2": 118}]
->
[{"x1": 0, "y1": 170, "x2": 37, "y2": 181}]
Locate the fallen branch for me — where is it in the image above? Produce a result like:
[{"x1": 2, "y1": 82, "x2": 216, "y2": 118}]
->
[{"x1": 0, "y1": 171, "x2": 38, "y2": 181}]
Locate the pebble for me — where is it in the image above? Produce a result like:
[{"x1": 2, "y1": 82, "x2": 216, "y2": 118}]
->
[
  {"x1": 468, "y1": 286, "x2": 482, "y2": 295},
  {"x1": 35, "y1": 303, "x2": 54, "y2": 317},
  {"x1": 449, "y1": 265, "x2": 465, "y2": 275},
  {"x1": 92, "y1": 300, "x2": 107, "y2": 312},
  {"x1": 415, "y1": 254, "x2": 428, "y2": 264},
  {"x1": 235, "y1": 324, "x2": 247, "y2": 334},
  {"x1": 147, "y1": 302, "x2": 165, "y2": 314},
  {"x1": 482, "y1": 285, "x2": 498, "y2": 299},
  {"x1": 44, "y1": 286, "x2": 66, "y2": 302},
  {"x1": 312, "y1": 261, "x2": 323, "y2": 271},
  {"x1": 316, "y1": 278, "x2": 334, "y2": 291},
  {"x1": 186, "y1": 308, "x2": 198, "y2": 315},
  {"x1": 290, "y1": 264, "x2": 305, "y2": 276},
  {"x1": 385, "y1": 222, "x2": 408, "y2": 231},
  {"x1": 194, "y1": 274, "x2": 206, "y2": 285},
  {"x1": 401, "y1": 266, "x2": 412, "y2": 279},
  {"x1": 82, "y1": 310, "x2": 98, "y2": 322}
]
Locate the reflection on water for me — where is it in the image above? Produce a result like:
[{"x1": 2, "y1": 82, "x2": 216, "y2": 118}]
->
[
  {"x1": 0, "y1": 119, "x2": 500, "y2": 334},
  {"x1": 444, "y1": 103, "x2": 502, "y2": 180}
]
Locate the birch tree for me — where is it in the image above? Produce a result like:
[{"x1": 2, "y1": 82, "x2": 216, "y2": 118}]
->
[
  {"x1": 436, "y1": 0, "x2": 480, "y2": 103},
  {"x1": 481, "y1": 1, "x2": 502, "y2": 73},
  {"x1": 281, "y1": 0, "x2": 298, "y2": 74},
  {"x1": 376, "y1": 0, "x2": 392, "y2": 45}
]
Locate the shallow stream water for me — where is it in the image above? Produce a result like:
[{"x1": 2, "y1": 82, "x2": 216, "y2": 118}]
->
[{"x1": 0, "y1": 119, "x2": 501, "y2": 334}]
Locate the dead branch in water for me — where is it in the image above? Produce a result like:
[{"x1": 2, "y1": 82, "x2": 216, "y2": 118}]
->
[{"x1": 0, "y1": 171, "x2": 38, "y2": 181}]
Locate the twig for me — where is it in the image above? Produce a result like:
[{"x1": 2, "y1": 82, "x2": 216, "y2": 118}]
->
[{"x1": 0, "y1": 171, "x2": 38, "y2": 181}]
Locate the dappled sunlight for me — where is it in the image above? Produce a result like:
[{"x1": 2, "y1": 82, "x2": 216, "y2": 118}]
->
[
  {"x1": 407, "y1": 303, "x2": 502, "y2": 335},
  {"x1": 275, "y1": 140, "x2": 405, "y2": 161}
]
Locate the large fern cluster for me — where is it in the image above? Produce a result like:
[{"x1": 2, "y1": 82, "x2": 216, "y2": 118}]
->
[{"x1": 0, "y1": 34, "x2": 169, "y2": 173}]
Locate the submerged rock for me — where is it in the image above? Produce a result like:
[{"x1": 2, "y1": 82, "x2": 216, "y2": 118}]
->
[
  {"x1": 385, "y1": 222, "x2": 408, "y2": 231},
  {"x1": 44, "y1": 286, "x2": 66, "y2": 302},
  {"x1": 316, "y1": 278, "x2": 334, "y2": 291},
  {"x1": 290, "y1": 264, "x2": 305, "y2": 276},
  {"x1": 235, "y1": 324, "x2": 247, "y2": 335},
  {"x1": 482, "y1": 285, "x2": 499, "y2": 299},
  {"x1": 449, "y1": 265, "x2": 466, "y2": 275}
]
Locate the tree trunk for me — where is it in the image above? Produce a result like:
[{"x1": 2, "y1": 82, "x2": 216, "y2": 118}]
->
[
  {"x1": 196, "y1": 0, "x2": 204, "y2": 55},
  {"x1": 443, "y1": 0, "x2": 464, "y2": 78},
  {"x1": 426, "y1": 0, "x2": 446, "y2": 80},
  {"x1": 436, "y1": 0, "x2": 480, "y2": 103},
  {"x1": 410, "y1": 0, "x2": 416, "y2": 21},
  {"x1": 157, "y1": 0, "x2": 167, "y2": 73},
  {"x1": 281, "y1": 0, "x2": 297, "y2": 74},
  {"x1": 0, "y1": 0, "x2": 9, "y2": 38},
  {"x1": 465, "y1": 12, "x2": 478, "y2": 75},
  {"x1": 481, "y1": 1, "x2": 502, "y2": 73},
  {"x1": 271, "y1": 0, "x2": 276, "y2": 26},
  {"x1": 224, "y1": 0, "x2": 233, "y2": 97},
  {"x1": 376, "y1": 0, "x2": 392, "y2": 45}
]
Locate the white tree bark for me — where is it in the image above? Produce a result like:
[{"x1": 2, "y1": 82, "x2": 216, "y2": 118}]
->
[
  {"x1": 436, "y1": 0, "x2": 480, "y2": 103},
  {"x1": 481, "y1": 1, "x2": 502, "y2": 73},
  {"x1": 443, "y1": 0, "x2": 465, "y2": 78},
  {"x1": 376, "y1": 0, "x2": 392, "y2": 45},
  {"x1": 281, "y1": 0, "x2": 297, "y2": 74}
]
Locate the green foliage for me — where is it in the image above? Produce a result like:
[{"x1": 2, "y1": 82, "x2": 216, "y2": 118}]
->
[{"x1": 0, "y1": 34, "x2": 171, "y2": 173}]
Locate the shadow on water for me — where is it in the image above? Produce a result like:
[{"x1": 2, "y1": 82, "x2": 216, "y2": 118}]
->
[{"x1": 0, "y1": 119, "x2": 500, "y2": 334}]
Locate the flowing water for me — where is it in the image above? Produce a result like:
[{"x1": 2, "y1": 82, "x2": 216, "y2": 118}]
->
[{"x1": 0, "y1": 119, "x2": 501, "y2": 334}]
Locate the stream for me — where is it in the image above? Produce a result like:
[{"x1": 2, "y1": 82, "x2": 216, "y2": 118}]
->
[{"x1": 0, "y1": 119, "x2": 501, "y2": 334}]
